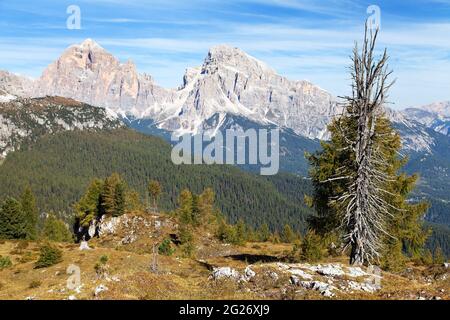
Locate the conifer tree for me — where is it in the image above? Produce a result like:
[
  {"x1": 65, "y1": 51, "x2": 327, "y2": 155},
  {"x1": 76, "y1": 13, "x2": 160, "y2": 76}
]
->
[
  {"x1": 147, "y1": 180, "x2": 162, "y2": 212},
  {"x1": 258, "y1": 223, "x2": 271, "y2": 242},
  {"x1": 113, "y1": 181, "x2": 126, "y2": 217},
  {"x1": 308, "y1": 26, "x2": 429, "y2": 265},
  {"x1": 0, "y1": 197, "x2": 27, "y2": 239},
  {"x1": 74, "y1": 178, "x2": 104, "y2": 228},
  {"x1": 20, "y1": 186, "x2": 39, "y2": 240},
  {"x1": 42, "y1": 214, "x2": 73, "y2": 242},
  {"x1": 282, "y1": 224, "x2": 296, "y2": 243}
]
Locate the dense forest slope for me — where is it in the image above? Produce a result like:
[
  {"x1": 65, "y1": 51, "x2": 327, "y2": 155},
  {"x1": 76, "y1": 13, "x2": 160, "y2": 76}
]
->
[{"x1": 0, "y1": 128, "x2": 313, "y2": 233}]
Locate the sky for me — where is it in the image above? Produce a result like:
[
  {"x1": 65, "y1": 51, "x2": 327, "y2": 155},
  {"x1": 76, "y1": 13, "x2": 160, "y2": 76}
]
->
[{"x1": 0, "y1": 0, "x2": 449, "y2": 109}]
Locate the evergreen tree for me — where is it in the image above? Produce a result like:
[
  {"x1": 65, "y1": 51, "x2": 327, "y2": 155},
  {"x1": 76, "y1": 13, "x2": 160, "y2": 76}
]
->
[
  {"x1": 258, "y1": 223, "x2": 271, "y2": 242},
  {"x1": 147, "y1": 180, "x2": 162, "y2": 212},
  {"x1": 0, "y1": 197, "x2": 27, "y2": 239},
  {"x1": 42, "y1": 214, "x2": 73, "y2": 242},
  {"x1": 178, "y1": 189, "x2": 194, "y2": 225},
  {"x1": 20, "y1": 186, "x2": 38, "y2": 240},
  {"x1": 282, "y1": 224, "x2": 296, "y2": 243},
  {"x1": 308, "y1": 27, "x2": 429, "y2": 265},
  {"x1": 433, "y1": 247, "x2": 445, "y2": 265},
  {"x1": 74, "y1": 178, "x2": 104, "y2": 228},
  {"x1": 100, "y1": 173, "x2": 122, "y2": 216},
  {"x1": 113, "y1": 181, "x2": 126, "y2": 217}
]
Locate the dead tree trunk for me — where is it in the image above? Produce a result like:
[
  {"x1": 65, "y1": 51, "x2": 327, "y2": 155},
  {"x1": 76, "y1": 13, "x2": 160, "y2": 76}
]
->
[{"x1": 338, "y1": 25, "x2": 395, "y2": 265}]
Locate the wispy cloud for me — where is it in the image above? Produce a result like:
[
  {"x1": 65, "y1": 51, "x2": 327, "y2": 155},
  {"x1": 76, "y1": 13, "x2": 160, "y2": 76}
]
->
[{"x1": 0, "y1": 0, "x2": 449, "y2": 107}]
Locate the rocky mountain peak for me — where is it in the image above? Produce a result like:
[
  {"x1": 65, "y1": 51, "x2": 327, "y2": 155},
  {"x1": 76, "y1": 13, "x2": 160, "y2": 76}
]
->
[{"x1": 203, "y1": 44, "x2": 275, "y2": 77}]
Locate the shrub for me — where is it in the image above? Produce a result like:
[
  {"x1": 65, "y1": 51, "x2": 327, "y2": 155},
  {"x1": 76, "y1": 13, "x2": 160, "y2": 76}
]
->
[
  {"x1": 421, "y1": 249, "x2": 433, "y2": 265},
  {"x1": 433, "y1": 247, "x2": 445, "y2": 265},
  {"x1": 0, "y1": 256, "x2": 13, "y2": 270},
  {"x1": 16, "y1": 241, "x2": 29, "y2": 250},
  {"x1": 29, "y1": 280, "x2": 41, "y2": 289},
  {"x1": 99, "y1": 255, "x2": 109, "y2": 265},
  {"x1": 34, "y1": 244, "x2": 63, "y2": 268},
  {"x1": 158, "y1": 239, "x2": 175, "y2": 256},
  {"x1": 18, "y1": 251, "x2": 33, "y2": 263},
  {"x1": 94, "y1": 255, "x2": 109, "y2": 278},
  {"x1": 301, "y1": 230, "x2": 324, "y2": 263}
]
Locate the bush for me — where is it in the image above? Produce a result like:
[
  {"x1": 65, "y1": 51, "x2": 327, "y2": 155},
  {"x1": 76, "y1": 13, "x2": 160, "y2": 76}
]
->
[
  {"x1": 29, "y1": 280, "x2": 41, "y2": 289},
  {"x1": 34, "y1": 244, "x2": 63, "y2": 268},
  {"x1": 158, "y1": 239, "x2": 175, "y2": 256},
  {"x1": 433, "y1": 247, "x2": 446, "y2": 265},
  {"x1": 94, "y1": 255, "x2": 109, "y2": 278},
  {"x1": 0, "y1": 256, "x2": 12, "y2": 270},
  {"x1": 99, "y1": 255, "x2": 109, "y2": 265},
  {"x1": 301, "y1": 230, "x2": 324, "y2": 263}
]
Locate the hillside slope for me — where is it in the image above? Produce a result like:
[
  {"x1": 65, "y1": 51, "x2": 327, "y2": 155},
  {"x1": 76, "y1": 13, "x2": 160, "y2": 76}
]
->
[{"x1": 0, "y1": 128, "x2": 312, "y2": 233}]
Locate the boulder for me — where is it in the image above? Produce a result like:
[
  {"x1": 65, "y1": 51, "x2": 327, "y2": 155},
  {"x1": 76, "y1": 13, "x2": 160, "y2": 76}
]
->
[
  {"x1": 94, "y1": 284, "x2": 108, "y2": 296},
  {"x1": 210, "y1": 267, "x2": 240, "y2": 280},
  {"x1": 79, "y1": 241, "x2": 91, "y2": 250},
  {"x1": 244, "y1": 266, "x2": 256, "y2": 281}
]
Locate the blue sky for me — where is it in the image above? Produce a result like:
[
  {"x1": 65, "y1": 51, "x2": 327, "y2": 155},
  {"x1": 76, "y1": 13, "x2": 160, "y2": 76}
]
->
[{"x1": 0, "y1": 0, "x2": 449, "y2": 108}]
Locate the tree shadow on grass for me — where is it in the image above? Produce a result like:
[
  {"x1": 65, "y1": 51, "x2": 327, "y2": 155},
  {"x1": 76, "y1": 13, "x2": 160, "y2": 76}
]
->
[{"x1": 223, "y1": 253, "x2": 282, "y2": 264}]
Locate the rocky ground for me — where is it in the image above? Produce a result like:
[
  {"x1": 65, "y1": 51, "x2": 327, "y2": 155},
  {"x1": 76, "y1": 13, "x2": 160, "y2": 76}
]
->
[{"x1": 0, "y1": 212, "x2": 448, "y2": 300}]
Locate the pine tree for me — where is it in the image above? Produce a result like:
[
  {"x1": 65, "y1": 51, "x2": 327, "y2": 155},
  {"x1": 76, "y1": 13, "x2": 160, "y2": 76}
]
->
[
  {"x1": 308, "y1": 26, "x2": 429, "y2": 266},
  {"x1": 100, "y1": 173, "x2": 122, "y2": 216},
  {"x1": 178, "y1": 189, "x2": 194, "y2": 225},
  {"x1": 20, "y1": 186, "x2": 39, "y2": 240},
  {"x1": 258, "y1": 223, "x2": 270, "y2": 242},
  {"x1": 42, "y1": 214, "x2": 73, "y2": 242},
  {"x1": 0, "y1": 197, "x2": 27, "y2": 239},
  {"x1": 74, "y1": 178, "x2": 104, "y2": 228},
  {"x1": 113, "y1": 181, "x2": 126, "y2": 217},
  {"x1": 282, "y1": 224, "x2": 296, "y2": 243},
  {"x1": 147, "y1": 180, "x2": 162, "y2": 212},
  {"x1": 433, "y1": 247, "x2": 445, "y2": 265},
  {"x1": 197, "y1": 188, "x2": 215, "y2": 224}
]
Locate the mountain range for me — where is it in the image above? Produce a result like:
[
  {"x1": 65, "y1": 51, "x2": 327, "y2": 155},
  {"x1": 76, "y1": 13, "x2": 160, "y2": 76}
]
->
[{"x1": 0, "y1": 39, "x2": 449, "y2": 228}]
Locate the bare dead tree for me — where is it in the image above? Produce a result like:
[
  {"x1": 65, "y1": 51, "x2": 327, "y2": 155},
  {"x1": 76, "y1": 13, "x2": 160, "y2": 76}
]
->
[{"x1": 330, "y1": 24, "x2": 396, "y2": 265}]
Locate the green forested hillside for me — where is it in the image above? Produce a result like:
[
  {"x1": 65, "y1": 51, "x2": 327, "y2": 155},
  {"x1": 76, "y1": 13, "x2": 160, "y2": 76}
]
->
[{"x1": 0, "y1": 128, "x2": 313, "y2": 233}]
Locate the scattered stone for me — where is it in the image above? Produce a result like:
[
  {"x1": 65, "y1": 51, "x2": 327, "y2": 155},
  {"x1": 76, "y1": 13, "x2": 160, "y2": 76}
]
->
[
  {"x1": 276, "y1": 263, "x2": 290, "y2": 271},
  {"x1": 266, "y1": 271, "x2": 279, "y2": 281},
  {"x1": 79, "y1": 241, "x2": 91, "y2": 250},
  {"x1": 88, "y1": 222, "x2": 96, "y2": 238},
  {"x1": 313, "y1": 264, "x2": 345, "y2": 277},
  {"x1": 121, "y1": 233, "x2": 137, "y2": 245},
  {"x1": 444, "y1": 262, "x2": 449, "y2": 269},
  {"x1": 68, "y1": 295, "x2": 77, "y2": 300},
  {"x1": 299, "y1": 280, "x2": 336, "y2": 297},
  {"x1": 210, "y1": 267, "x2": 240, "y2": 280},
  {"x1": 25, "y1": 296, "x2": 35, "y2": 300},
  {"x1": 244, "y1": 266, "x2": 256, "y2": 281},
  {"x1": 94, "y1": 284, "x2": 109, "y2": 296},
  {"x1": 346, "y1": 266, "x2": 368, "y2": 277},
  {"x1": 289, "y1": 269, "x2": 313, "y2": 280},
  {"x1": 98, "y1": 216, "x2": 121, "y2": 236}
]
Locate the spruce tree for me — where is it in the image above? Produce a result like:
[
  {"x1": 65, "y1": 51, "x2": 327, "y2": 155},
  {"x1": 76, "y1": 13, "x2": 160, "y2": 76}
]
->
[
  {"x1": 308, "y1": 26, "x2": 429, "y2": 266},
  {"x1": 0, "y1": 197, "x2": 27, "y2": 239},
  {"x1": 20, "y1": 186, "x2": 39, "y2": 240},
  {"x1": 113, "y1": 181, "x2": 126, "y2": 217},
  {"x1": 42, "y1": 214, "x2": 73, "y2": 242},
  {"x1": 147, "y1": 180, "x2": 162, "y2": 212},
  {"x1": 74, "y1": 178, "x2": 104, "y2": 228}
]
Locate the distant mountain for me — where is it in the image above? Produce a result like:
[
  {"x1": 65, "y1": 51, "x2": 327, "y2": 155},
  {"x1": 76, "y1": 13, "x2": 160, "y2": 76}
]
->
[
  {"x1": 404, "y1": 101, "x2": 450, "y2": 137},
  {"x1": 0, "y1": 96, "x2": 122, "y2": 157},
  {"x1": 0, "y1": 38, "x2": 449, "y2": 227}
]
